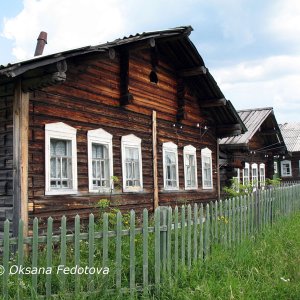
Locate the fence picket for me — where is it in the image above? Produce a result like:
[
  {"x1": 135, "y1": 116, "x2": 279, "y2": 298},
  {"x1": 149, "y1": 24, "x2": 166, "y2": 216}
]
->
[
  {"x1": 174, "y1": 206, "x2": 179, "y2": 273},
  {"x1": 181, "y1": 206, "x2": 186, "y2": 266},
  {"x1": 193, "y1": 204, "x2": 198, "y2": 262},
  {"x1": 46, "y1": 217, "x2": 53, "y2": 299},
  {"x1": 32, "y1": 217, "x2": 38, "y2": 295},
  {"x1": 142, "y1": 208, "x2": 149, "y2": 294},
  {"x1": 60, "y1": 216, "x2": 67, "y2": 291},
  {"x1": 116, "y1": 211, "x2": 122, "y2": 290},
  {"x1": 167, "y1": 207, "x2": 172, "y2": 276},
  {"x1": 74, "y1": 215, "x2": 80, "y2": 295},
  {"x1": 130, "y1": 210, "x2": 135, "y2": 296},
  {"x1": 204, "y1": 204, "x2": 210, "y2": 259},
  {"x1": 199, "y1": 204, "x2": 204, "y2": 260},
  {"x1": 3, "y1": 220, "x2": 10, "y2": 300},
  {"x1": 154, "y1": 207, "x2": 160, "y2": 291},
  {"x1": 88, "y1": 214, "x2": 95, "y2": 292},
  {"x1": 187, "y1": 205, "x2": 192, "y2": 269}
]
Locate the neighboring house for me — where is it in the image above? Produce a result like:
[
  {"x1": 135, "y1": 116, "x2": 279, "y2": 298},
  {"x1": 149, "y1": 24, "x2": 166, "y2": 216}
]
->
[
  {"x1": 279, "y1": 123, "x2": 300, "y2": 182},
  {"x1": 0, "y1": 26, "x2": 246, "y2": 235},
  {"x1": 219, "y1": 107, "x2": 286, "y2": 192}
]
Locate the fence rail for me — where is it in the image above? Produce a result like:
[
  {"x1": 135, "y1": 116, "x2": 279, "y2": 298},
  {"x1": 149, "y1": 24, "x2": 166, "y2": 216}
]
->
[{"x1": 1, "y1": 185, "x2": 300, "y2": 299}]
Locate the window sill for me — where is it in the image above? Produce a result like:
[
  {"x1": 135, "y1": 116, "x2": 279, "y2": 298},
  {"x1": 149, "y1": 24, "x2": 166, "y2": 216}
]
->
[{"x1": 45, "y1": 189, "x2": 78, "y2": 196}]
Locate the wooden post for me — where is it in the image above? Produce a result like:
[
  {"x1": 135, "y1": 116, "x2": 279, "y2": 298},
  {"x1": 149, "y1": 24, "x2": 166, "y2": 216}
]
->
[
  {"x1": 152, "y1": 110, "x2": 159, "y2": 209},
  {"x1": 217, "y1": 138, "x2": 221, "y2": 200},
  {"x1": 13, "y1": 80, "x2": 29, "y2": 237}
]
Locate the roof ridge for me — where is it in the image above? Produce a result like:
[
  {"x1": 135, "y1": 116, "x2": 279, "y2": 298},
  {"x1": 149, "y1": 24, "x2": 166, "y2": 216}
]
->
[{"x1": 237, "y1": 107, "x2": 273, "y2": 113}]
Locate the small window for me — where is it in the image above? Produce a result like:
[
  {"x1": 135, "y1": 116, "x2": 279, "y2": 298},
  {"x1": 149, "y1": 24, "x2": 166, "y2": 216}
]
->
[
  {"x1": 243, "y1": 162, "x2": 250, "y2": 185},
  {"x1": 274, "y1": 161, "x2": 278, "y2": 174},
  {"x1": 88, "y1": 129, "x2": 113, "y2": 193},
  {"x1": 183, "y1": 145, "x2": 198, "y2": 190},
  {"x1": 259, "y1": 163, "x2": 265, "y2": 187},
  {"x1": 163, "y1": 142, "x2": 179, "y2": 190},
  {"x1": 281, "y1": 160, "x2": 292, "y2": 177},
  {"x1": 251, "y1": 163, "x2": 258, "y2": 187},
  {"x1": 45, "y1": 122, "x2": 77, "y2": 195},
  {"x1": 121, "y1": 134, "x2": 143, "y2": 192},
  {"x1": 201, "y1": 147, "x2": 213, "y2": 189},
  {"x1": 232, "y1": 168, "x2": 240, "y2": 191}
]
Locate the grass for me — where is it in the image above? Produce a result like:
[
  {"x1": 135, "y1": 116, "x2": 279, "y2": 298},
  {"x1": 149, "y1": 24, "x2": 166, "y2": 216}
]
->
[
  {"x1": 157, "y1": 212, "x2": 300, "y2": 300},
  {"x1": 2, "y1": 208, "x2": 300, "y2": 299}
]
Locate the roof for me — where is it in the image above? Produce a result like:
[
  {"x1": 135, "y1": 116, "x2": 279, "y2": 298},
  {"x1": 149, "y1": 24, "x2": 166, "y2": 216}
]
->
[
  {"x1": 279, "y1": 123, "x2": 300, "y2": 152},
  {"x1": 220, "y1": 107, "x2": 279, "y2": 146},
  {"x1": 0, "y1": 26, "x2": 246, "y2": 138}
]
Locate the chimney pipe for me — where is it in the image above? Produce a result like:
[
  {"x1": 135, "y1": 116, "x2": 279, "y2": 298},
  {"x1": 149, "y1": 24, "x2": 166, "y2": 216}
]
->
[{"x1": 34, "y1": 31, "x2": 47, "y2": 56}]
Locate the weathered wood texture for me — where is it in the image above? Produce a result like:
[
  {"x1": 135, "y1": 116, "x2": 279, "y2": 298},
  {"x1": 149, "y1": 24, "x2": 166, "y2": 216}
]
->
[
  {"x1": 27, "y1": 50, "x2": 219, "y2": 227},
  {"x1": 0, "y1": 92, "x2": 14, "y2": 232},
  {"x1": 281, "y1": 152, "x2": 300, "y2": 182}
]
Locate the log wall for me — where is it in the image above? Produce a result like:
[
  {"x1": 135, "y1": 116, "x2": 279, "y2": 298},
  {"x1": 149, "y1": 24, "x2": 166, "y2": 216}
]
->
[
  {"x1": 28, "y1": 49, "x2": 219, "y2": 228},
  {"x1": 0, "y1": 93, "x2": 14, "y2": 232}
]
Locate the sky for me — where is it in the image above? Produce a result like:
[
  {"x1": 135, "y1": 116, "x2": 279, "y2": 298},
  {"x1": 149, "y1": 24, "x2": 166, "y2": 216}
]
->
[{"x1": 0, "y1": 0, "x2": 300, "y2": 124}]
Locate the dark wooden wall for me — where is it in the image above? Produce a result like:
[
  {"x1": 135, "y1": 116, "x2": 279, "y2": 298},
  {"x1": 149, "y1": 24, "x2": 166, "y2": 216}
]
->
[
  {"x1": 0, "y1": 93, "x2": 14, "y2": 232},
  {"x1": 27, "y1": 49, "x2": 218, "y2": 228},
  {"x1": 280, "y1": 153, "x2": 300, "y2": 182}
]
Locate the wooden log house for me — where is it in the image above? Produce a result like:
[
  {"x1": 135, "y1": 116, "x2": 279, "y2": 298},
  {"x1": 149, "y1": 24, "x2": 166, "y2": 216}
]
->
[
  {"x1": 219, "y1": 107, "x2": 286, "y2": 193},
  {"x1": 278, "y1": 123, "x2": 300, "y2": 182},
  {"x1": 0, "y1": 26, "x2": 246, "y2": 235}
]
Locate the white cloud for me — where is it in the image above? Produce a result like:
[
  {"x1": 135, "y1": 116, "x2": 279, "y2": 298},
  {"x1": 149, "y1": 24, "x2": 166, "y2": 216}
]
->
[
  {"x1": 2, "y1": 0, "x2": 126, "y2": 61},
  {"x1": 214, "y1": 55, "x2": 300, "y2": 84},
  {"x1": 212, "y1": 58, "x2": 300, "y2": 123},
  {"x1": 266, "y1": 0, "x2": 300, "y2": 50}
]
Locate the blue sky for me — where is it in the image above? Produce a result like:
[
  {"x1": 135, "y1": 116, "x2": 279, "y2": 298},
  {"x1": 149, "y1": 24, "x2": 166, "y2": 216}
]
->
[{"x1": 1, "y1": 0, "x2": 300, "y2": 123}]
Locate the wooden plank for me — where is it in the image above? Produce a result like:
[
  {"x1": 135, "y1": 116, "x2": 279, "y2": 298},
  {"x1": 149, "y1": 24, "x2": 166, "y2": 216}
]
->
[
  {"x1": 2, "y1": 220, "x2": 10, "y2": 299},
  {"x1": 32, "y1": 218, "x2": 38, "y2": 295},
  {"x1": 74, "y1": 215, "x2": 80, "y2": 294},
  {"x1": 129, "y1": 210, "x2": 135, "y2": 296},
  {"x1": 142, "y1": 208, "x2": 149, "y2": 294},
  {"x1": 116, "y1": 212, "x2": 122, "y2": 290},
  {"x1": 152, "y1": 111, "x2": 159, "y2": 209},
  {"x1": 174, "y1": 206, "x2": 179, "y2": 273},
  {"x1": 88, "y1": 214, "x2": 95, "y2": 292},
  {"x1": 60, "y1": 216, "x2": 67, "y2": 291},
  {"x1": 154, "y1": 207, "x2": 160, "y2": 292},
  {"x1": 13, "y1": 80, "x2": 29, "y2": 237},
  {"x1": 178, "y1": 66, "x2": 207, "y2": 77},
  {"x1": 46, "y1": 217, "x2": 53, "y2": 298}
]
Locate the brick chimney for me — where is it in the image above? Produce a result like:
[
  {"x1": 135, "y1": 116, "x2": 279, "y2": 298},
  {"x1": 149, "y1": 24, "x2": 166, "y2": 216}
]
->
[{"x1": 34, "y1": 31, "x2": 47, "y2": 56}]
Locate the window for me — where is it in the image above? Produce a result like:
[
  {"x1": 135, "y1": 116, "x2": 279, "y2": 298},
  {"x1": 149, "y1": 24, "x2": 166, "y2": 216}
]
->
[
  {"x1": 281, "y1": 160, "x2": 292, "y2": 177},
  {"x1": 88, "y1": 129, "x2": 113, "y2": 193},
  {"x1": 243, "y1": 162, "x2": 250, "y2": 185},
  {"x1": 45, "y1": 122, "x2": 77, "y2": 195},
  {"x1": 121, "y1": 134, "x2": 143, "y2": 192},
  {"x1": 251, "y1": 163, "x2": 258, "y2": 187},
  {"x1": 183, "y1": 145, "x2": 198, "y2": 189},
  {"x1": 232, "y1": 168, "x2": 240, "y2": 191},
  {"x1": 163, "y1": 142, "x2": 179, "y2": 190},
  {"x1": 259, "y1": 163, "x2": 265, "y2": 187},
  {"x1": 274, "y1": 161, "x2": 278, "y2": 175},
  {"x1": 201, "y1": 147, "x2": 213, "y2": 189}
]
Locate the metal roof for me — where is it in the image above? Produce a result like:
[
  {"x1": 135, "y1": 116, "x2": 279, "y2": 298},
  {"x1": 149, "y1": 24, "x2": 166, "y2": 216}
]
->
[
  {"x1": 0, "y1": 25, "x2": 246, "y2": 137},
  {"x1": 220, "y1": 107, "x2": 274, "y2": 145},
  {"x1": 279, "y1": 123, "x2": 300, "y2": 152}
]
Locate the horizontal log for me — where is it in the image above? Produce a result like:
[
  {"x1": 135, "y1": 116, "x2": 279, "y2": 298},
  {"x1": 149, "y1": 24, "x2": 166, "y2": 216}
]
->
[
  {"x1": 200, "y1": 98, "x2": 226, "y2": 107},
  {"x1": 178, "y1": 66, "x2": 207, "y2": 77}
]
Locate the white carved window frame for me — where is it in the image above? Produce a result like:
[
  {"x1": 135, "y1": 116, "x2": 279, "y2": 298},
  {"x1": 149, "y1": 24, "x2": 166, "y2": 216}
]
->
[
  {"x1": 87, "y1": 128, "x2": 113, "y2": 193},
  {"x1": 183, "y1": 145, "x2": 198, "y2": 190},
  {"x1": 121, "y1": 134, "x2": 143, "y2": 192},
  {"x1": 45, "y1": 122, "x2": 77, "y2": 195}
]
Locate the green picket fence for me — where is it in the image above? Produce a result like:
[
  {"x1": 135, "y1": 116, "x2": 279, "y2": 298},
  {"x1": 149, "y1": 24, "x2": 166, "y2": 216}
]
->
[{"x1": 1, "y1": 185, "x2": 300, "y2": 299}]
